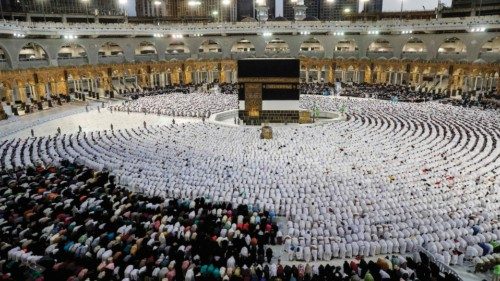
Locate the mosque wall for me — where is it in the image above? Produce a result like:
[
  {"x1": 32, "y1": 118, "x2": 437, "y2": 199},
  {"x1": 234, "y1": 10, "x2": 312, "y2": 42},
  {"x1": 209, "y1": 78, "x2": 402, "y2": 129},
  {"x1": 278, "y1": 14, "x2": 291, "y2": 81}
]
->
[
  {"x1": 0, "y1": 57, "x2": 497, "y2": 110},
  {"x1": 0, "y1": 32, "x2": 498, "y2": 71}
]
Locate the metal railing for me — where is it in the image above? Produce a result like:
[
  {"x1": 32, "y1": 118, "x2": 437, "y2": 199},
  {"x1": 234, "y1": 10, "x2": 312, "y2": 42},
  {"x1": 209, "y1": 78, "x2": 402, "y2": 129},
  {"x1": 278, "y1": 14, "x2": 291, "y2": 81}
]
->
[
  {"x1": 0, "y1": 15, "x2": 498, "y2": 37},
  {"x1": 416, "y1": 245, "x2": 464, "y2": 281}
]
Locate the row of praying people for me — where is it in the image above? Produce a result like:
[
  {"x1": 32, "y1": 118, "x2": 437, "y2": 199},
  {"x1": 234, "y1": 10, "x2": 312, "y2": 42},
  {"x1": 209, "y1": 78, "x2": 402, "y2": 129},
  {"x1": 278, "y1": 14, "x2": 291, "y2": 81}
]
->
[
  {"x1": 0, "y1": 162, "x2": 476, "y2": 281},
  {"x1": 0, "y1": 96, "x2": 499, "y2": 264}
]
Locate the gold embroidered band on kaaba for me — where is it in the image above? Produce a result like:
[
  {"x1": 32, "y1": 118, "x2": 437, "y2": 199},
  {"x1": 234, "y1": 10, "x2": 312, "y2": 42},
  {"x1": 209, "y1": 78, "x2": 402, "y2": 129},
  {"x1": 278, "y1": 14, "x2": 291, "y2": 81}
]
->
[{"x1": 238, "y1": 77, "x2": 300, "y2": 83}]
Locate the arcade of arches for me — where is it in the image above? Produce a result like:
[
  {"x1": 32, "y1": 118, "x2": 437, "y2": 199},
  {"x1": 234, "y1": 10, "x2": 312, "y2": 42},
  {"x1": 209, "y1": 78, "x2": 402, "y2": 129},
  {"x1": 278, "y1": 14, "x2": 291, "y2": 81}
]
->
[{"x1": 0, "y1": 58, "x2": 498, "y2": 106}]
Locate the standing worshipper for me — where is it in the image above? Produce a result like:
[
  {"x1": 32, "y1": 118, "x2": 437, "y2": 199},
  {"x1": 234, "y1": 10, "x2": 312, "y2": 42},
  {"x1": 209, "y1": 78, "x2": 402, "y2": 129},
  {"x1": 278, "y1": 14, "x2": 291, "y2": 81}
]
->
[
  {"x1": 78, "y1": 125, "x2": 82, "y2": 133},
  {"x1": 57, "y1": 127, "x2": 61, "y2": 135},
  {"x1": 30, "y1": 128, "x2": 34, "y2": 137},
  {"x1": 143, "y1": 121, "x2": 147, "y2": 128},
  {"x1": 111, "y1": 124, "x2": 114, "y2": 131}
]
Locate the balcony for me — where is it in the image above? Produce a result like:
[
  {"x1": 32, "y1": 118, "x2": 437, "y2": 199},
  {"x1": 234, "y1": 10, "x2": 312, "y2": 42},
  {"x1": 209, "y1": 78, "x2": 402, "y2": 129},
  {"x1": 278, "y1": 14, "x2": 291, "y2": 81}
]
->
[
  {"x1": 98, "y1": 55, "x2": 125, "y2": 64},
  {"x1": 401, "y1": 52, "x2": 428, "y2": 60},
  {"x1": 333, "y1": 51, "x2": 359, "y2": 59},
  {"x1": 436, "y1": 53, "x2": 467, "y2": 61},
  {"x1": 366, "y1": 52, "x2": 394, "y2": 59},
  {"x1": 164, "y1": 53, "x2": 191, "y2": 61},
  {"x1": 57, "y1": 57, "x2": 88, "y2": 66},
  {"x1": 135, "y1": 54, "x2": 158, "y2": 62},
  {"x1": 18, "y1": 59, "x2": 49, "y2": 69},
  {"x1": 299, "y1": 51, "x2": 325, "y2": 59},
  {"x1": 0, "y1": 60, "x2": 10, "y2": 70},
  {"x1": 198, "y1": 52, "x2": 224, "y2": 60},
  {"x1": 230, "y1": 52, "x2": 256, "y2": 59},
  {"x1": 479, "y1": 52, "x2": 500, "y2": 63}
]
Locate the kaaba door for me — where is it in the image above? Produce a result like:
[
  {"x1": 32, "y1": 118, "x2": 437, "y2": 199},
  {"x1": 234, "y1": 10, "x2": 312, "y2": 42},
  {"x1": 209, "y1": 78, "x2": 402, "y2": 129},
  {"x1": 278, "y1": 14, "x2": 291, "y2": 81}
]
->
[{"x1": 245, "y1": 83, "x2": 262, "y2": 117}]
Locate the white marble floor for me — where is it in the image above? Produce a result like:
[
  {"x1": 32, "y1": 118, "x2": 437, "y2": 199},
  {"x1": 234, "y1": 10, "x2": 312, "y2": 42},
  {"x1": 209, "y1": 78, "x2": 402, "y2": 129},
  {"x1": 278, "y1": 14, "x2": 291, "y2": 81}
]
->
[{"x1": 0, "y1": 104, "x2": 200, "y2": 141}]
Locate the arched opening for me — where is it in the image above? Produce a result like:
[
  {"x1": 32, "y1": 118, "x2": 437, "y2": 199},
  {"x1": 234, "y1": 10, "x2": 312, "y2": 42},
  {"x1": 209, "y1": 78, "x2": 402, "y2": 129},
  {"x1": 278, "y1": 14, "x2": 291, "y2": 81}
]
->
[
  {"x1": 58, "y1": 43, "x2": 88, "y2": 66},
  {"x1": 58, "y1": 43, "x2": 87, "y2": 58},
  {"x1": 367, "y1": 39, "x2": 393, "y2": 53},
  {"x1": 199, "y1": 40, "x2": 222, "y2": 53},
  {"x1": 166, "y1": 42, "x2": 190, "y2": 54},
  {"x1": 231, "y1": 39, "x2": 255, "y2": 53},
  {"x1": 98, "y1": 42, "x2": 124, "y2": 64},
  {"x1": 481, "y1": 36, "x2": 500, "y2": 53},
  {"x1": 265, "y1": 38, "x2": 290, "y2": 53},
  {"x1": 334, "y1": 39, "x2": 358, "y2": 52},
  {"x1": 19, "y1": 42, "x2": 48, "y2": 61},
  {"x1": 0, "y1": 47, "x2": 10, "y2": 70},
  {"x1": 98, "y1": 42, "x2": 124, "y2": 57},
  {"x1": 402, "y1": 38, "x2": 427, "y2": 53},
  {"x1": 300, "y1": 38, "x2": 324, "y2": 52},
  {"x1": 135, "y1": 41, "x2": 157, "y2": 55},
  {"x1": 438, "y1": 37, "x2": 466, "y2": 54},
  {"x1": 135, "y1": 41, "x2": 158, "y2": 62}
]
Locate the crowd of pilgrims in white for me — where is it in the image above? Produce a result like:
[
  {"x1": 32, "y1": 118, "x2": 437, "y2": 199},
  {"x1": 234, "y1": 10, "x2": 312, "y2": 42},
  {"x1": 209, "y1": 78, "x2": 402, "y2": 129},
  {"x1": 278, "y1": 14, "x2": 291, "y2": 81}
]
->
[{"x1": 1, "y1": 92, "x2": 499, "y2": 267}]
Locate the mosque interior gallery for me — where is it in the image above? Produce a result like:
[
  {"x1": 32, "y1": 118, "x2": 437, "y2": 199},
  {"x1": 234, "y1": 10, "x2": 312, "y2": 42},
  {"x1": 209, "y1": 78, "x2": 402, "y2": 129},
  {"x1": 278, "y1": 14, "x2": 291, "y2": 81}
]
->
[{"x1": 0, "y1": 3, "x2": 500, "y2": 281}]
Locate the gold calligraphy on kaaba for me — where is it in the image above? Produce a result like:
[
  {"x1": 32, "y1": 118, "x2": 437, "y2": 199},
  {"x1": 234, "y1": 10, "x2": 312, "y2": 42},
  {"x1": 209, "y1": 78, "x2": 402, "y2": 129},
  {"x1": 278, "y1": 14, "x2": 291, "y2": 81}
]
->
[
  {"x1": 263, "y1": 84, "x2": 294, "y2": 90},
  {"x1": 245, "y1": 83, "x2": 262, "y2": 117}
]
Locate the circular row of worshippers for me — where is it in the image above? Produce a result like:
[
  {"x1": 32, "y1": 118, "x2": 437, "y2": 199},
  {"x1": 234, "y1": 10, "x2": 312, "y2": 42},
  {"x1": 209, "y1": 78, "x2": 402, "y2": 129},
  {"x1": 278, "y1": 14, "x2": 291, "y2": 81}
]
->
[
  {"x1": 1, "y1": 97, "x2": 499, "y2": 266},
  {"x1": 0, "y1": 162, "x2": 475, "y2": 281}
]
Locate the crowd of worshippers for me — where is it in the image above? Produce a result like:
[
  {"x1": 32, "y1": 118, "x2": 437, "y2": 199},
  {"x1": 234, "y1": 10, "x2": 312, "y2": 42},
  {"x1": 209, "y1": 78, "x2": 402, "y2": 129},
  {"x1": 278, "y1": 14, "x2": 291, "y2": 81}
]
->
[
  {"x1": 121, "y1": 83, "x2": 238, "y2": 100},
  {"x1": 0, "y1": 162, "x2": 470, "y2": 281},
  {"x1": 441, "y1": 92, "x2": 500, "y2": 110},
  {"x1": 108, "y1": 92, "x2": 237, "y2": 117},
  {"x1": 299, "y1": 82, "x2": 448, "y2": 102}
]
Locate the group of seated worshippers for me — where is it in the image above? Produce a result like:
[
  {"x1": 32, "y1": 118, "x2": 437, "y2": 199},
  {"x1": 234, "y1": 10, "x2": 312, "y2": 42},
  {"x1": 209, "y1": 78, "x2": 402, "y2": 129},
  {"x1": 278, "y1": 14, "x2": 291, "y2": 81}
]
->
[
  {"x1": 108, "y1": 92, "x2": 237, "y2": 118},
  {"x1": 299, "y1": 82, "x2": 448, "y2": 103},
  {"x1": 341, "y1": 83, "x2": 448, "y2": 102},
  {"x1": 0, "y1": 162, "x2": 470, "y2": 281},
  {"x1": 121, "y1": 83, "x2": 238, "y2": 101},
  {"x1": 299, "y1": 83, "x2": 335, "y2": 96}
]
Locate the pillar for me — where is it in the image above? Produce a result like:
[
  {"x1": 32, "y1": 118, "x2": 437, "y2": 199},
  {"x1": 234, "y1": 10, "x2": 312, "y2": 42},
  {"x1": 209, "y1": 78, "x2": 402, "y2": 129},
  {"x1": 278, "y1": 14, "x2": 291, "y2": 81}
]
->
[{"x1": 328, "y1": 66, "x2": 334, "y2": 83}]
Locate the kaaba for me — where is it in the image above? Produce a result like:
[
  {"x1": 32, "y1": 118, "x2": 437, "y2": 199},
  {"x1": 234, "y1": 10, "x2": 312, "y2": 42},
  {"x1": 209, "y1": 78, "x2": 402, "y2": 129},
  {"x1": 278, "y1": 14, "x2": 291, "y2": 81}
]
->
[{"x1": 238, "y1": 59, "x2": 307, "y2": 125}]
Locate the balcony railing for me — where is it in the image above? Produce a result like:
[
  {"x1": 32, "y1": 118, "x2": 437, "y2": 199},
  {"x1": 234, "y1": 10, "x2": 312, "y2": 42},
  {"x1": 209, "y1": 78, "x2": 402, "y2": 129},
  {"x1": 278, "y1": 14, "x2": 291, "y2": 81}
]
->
[
  {"x1": 98, "y1": 55, "x2": 125, "y2": 64},
  {"x1": 134, "y1": 54, "x2": 159, "y2": 62},
  {"x1": 57, "y1": 57, "x2": 88, "y2": 66},
  {"x1": 0, "y1": 15, "x2": 498, "y2": 37}
]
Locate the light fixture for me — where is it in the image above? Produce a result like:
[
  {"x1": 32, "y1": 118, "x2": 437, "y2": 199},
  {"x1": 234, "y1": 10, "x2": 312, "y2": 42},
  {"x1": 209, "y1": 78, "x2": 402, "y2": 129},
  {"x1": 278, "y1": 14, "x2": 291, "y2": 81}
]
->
[
  {"x1": 471, "y1": 27, "x2": 486, "y2": 33},
  {"x1": 172, "y1": 34, "x2": 184, "y2": 39},
  {"x1": 222, "y1": 0, "x2": 231, "y2": 5},
  {"x1": 263, "y1": 32, "x2": 273, "y2": 37},
  {"x1": 188, "y1": 0, "x2": 201, "y2": 6}
]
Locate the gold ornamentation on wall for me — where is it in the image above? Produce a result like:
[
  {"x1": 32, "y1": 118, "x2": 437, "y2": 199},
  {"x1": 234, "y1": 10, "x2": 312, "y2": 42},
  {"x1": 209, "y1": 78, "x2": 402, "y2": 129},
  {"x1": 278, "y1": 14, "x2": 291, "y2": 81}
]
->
[
  {"x1": 245, "y1": 83, "x2": 262, "y2": 117},
  {"x1": 0, "y1": 58, "x2": 497, "y2": 103}
]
